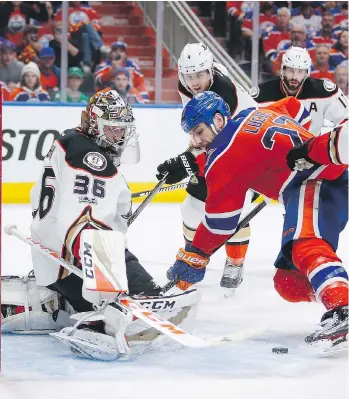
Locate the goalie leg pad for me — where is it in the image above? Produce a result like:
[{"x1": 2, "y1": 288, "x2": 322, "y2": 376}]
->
[
  {"x1": 80, "y1": 229, "x2": 128, "y2": 294},
  {"x1": 1, "y1": 273, "x2": 73, "y2": 333}
]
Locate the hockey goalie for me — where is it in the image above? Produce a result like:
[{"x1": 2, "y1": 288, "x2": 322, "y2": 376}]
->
[{"x1": 1, "y1": 89, "x2": 200, "y2": 360}]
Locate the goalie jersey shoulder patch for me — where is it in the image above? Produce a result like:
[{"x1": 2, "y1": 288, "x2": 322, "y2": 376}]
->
[{"x1": 57, "y1": 129, "x2": 117, "y2": 177}]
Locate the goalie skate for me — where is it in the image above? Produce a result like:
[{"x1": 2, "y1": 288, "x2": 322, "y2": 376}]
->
[
  {"x1": 305, "y1": 305, "x2": 348, "y2": 350},
  {"x1": 220, "y1": 260, "x2": 244, "y2": 297}
]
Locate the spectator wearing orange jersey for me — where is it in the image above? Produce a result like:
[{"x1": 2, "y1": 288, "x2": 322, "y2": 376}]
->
[
  {"x1": 0, "y1": 39, "x2": 24, "y2": 90},
  {"x1": 310, "y1": 44, "x2": 335, "y2": 82},
  {"x1": 312, "y1": 11, "x2": 341, "y2": 47},
  {"x1": 18, "y1": 25, "x2": 41, "y2": 64},
  {"x1": 334, "y1": 2, "x2": 348, "y2": 32},
  {"x1": 38, "y1": 47, "x2": 60, "y2": 97},
  {"x1": 330, "y1": 30, "x2": 348, "y2": 67},
  {"x1": 262, "y1": 7, "x2": 292, "y2": 60},
  {"x1": 271, "y1": 25, "x2": 315, "y2": 76},
  {"x1": 54, "y1": 1, "x2": 103, "y2": 71},
  {"x1": 1, "y1": 81, "x2": 11, "y2": 101},
  {"x1": 334, "y1": 63, "x2": 348, "y2": 96},
  {"x1": 0, "y1": 1, "x2": 49, "y2": 48},
  {"x1": 108, "y1": 67, "x2": 145, "y2": 104},
  {"x1": 95, "y1": 41, "x2": 149, "y2": 102},
  {"x1": 10, "y1": 61, "x2": 50, "y2": 102},
  {"x1": 54, "y1": 1, "x2": 101, "y2": 34}
]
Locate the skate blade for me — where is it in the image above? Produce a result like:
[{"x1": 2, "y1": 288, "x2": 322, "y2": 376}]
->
[{"x1": 223, "y1": 287, "x2": 236, "y2": 298}]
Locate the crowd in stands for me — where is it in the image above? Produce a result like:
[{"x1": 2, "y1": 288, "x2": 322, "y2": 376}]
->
[
  {"x1": 204, "y1": 1, "x2": 348, "y2": 94},
  {"x1": 0, "y1": 1, "x2": 150, "y2": 103},
  {"x1": 1, "y1": 1, "x2": 348, "y2": 103}
]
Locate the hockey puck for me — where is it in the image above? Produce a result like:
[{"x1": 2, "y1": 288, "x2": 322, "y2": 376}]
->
[{"x1": 272, "y1": 347, "x2": 288, "y2": 354}]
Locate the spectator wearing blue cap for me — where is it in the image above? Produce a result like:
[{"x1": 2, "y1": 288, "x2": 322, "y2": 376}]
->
[
  {"x1": 95, "y1": 40, "x2": 149, "y2": 102},
  {"x1": 107, "y1": 66, "x2": 144, "y2": 104},
  {"x1": 0, "y1": 39, "x2": 24, "y2": 89},
  {"x1": 39, "y1": 46, "x2": 60, "y2": 97}
]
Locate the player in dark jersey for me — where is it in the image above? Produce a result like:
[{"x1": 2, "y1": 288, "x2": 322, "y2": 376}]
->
[
  {"x1": 249, "y1": 46, "x2": 348, "y2": 135},
  {"x1": 157, "y1": 42, "x2": 257, "y2": 296}
]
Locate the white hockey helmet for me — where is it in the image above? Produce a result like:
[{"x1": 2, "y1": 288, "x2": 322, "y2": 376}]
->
[
  {"x1": 281, "y1": 46, "x2": 312, "y2": 78},
  {"x1": 178, "y1": 42, "x2": 214, "y2": 90}
]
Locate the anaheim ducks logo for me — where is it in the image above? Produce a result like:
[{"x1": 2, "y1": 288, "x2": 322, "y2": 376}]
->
[
  {"x1": 323, "y1": 79, "x2": 336, "y2": 92},
  {"x1": 83, "y1": 152, "x2": 107, "y2": 171}
]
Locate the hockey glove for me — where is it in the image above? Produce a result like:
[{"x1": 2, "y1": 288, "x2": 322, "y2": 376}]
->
[
  {"x1": 167, "y1": 244, "x2": 210, "y2": 290},
  {"x1": 156, "y1": 152, "x2": 199, "y2": 185},
  {"x1": 286, "y1": 140, "x2": 318, "y2": 171}
]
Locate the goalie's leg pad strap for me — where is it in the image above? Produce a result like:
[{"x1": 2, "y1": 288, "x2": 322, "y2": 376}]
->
[{"x1": 292, "y1": 238, "x2": 349, "y2": 310}]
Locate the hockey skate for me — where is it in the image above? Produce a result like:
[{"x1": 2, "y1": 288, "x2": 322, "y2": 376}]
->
[
  {"x1": 305, "y1": 305, "x2": 348, "y2": 352},
  {"x1": 220, "y1": 260, "x2": 244, "y2": 297}
]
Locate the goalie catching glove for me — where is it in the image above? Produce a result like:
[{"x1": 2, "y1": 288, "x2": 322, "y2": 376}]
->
[
  {"x1": 156, "y1": 151, "x2": 199, "y2": 184},
  {"x1": 167, "y1": 244, "x2": 210, "y2": 290}
]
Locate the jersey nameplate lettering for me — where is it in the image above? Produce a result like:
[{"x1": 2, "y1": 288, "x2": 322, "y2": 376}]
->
[{"x1": 83, "y1": 152, "x2": 107, "y2": 171}]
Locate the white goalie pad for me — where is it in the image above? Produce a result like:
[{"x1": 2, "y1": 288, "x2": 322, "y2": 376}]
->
[
  {"x1": 80, "y1": 230, "x2": 129, "y2": 300},
  {"x1": 50, "y1": 288, "x2": 201, "y2": 360},
  {"x1": 1, "y1": 273, "x2": 73, "y2": 334}
]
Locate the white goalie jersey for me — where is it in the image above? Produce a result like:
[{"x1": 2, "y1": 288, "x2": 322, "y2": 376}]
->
[{"x1": 30, "y1": 129, "x2": 132, "y2": 287}]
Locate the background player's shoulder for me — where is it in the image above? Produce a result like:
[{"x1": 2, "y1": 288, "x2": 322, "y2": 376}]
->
[
  {"x1": 302, "y1": 78, "x2": 339, "y2": 99},
  {"x1": 58, "y1": 129, "x2": 117, "y2": 177},
  {"x1": 250, "y1": 79, "x2": 282, "y2": 102}
]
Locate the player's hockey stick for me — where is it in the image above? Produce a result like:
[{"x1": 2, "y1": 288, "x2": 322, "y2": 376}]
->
[
  {"x1": 131, "y1": 182, "x2": 188, "y2": 199},
  {"x1": 4, "y1": 225, "x2": 263, "y2": 348},
  {"x1": 162, "y1": 200, "x2": 267, "y2": 292},
  {"x1": 127, "y1": 172, "x2": 169, "y2": 226}
]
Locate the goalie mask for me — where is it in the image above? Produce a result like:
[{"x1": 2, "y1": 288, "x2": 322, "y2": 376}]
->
[{"x1": 82, "y1": 89, "x2": 139, "y2": 166}]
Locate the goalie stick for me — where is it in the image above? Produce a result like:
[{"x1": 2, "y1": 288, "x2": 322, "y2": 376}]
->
[
  {"x1": 4, "y1": 225, "x2": 262, "y2": 348},
  {"x1": 127, "y1": 172, "x2": 168, "y2": 226}
]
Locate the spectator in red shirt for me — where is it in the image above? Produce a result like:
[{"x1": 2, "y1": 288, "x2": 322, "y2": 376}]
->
[
  {"x1": 334, "y1": 63, "x2": 348, "y2": 96},
  {"x1": 310, "y1": 44, "x2": 335, "y2": 82},
  {"x1": 263, "y1": 7, "x2": 292, "y2": 60},
  {"x1": 38, "y1": 46, "x2": 60, "y2": 96}
]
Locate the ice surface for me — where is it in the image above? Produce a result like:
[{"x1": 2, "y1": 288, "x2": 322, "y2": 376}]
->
[{"x1": 1, "y1": 203, "x2": 348, "y2": 399}]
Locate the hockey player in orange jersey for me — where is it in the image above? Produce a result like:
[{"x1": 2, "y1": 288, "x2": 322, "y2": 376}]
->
[{"x1": 167, "y1": 91, "x2": 348, "y2": 348}]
